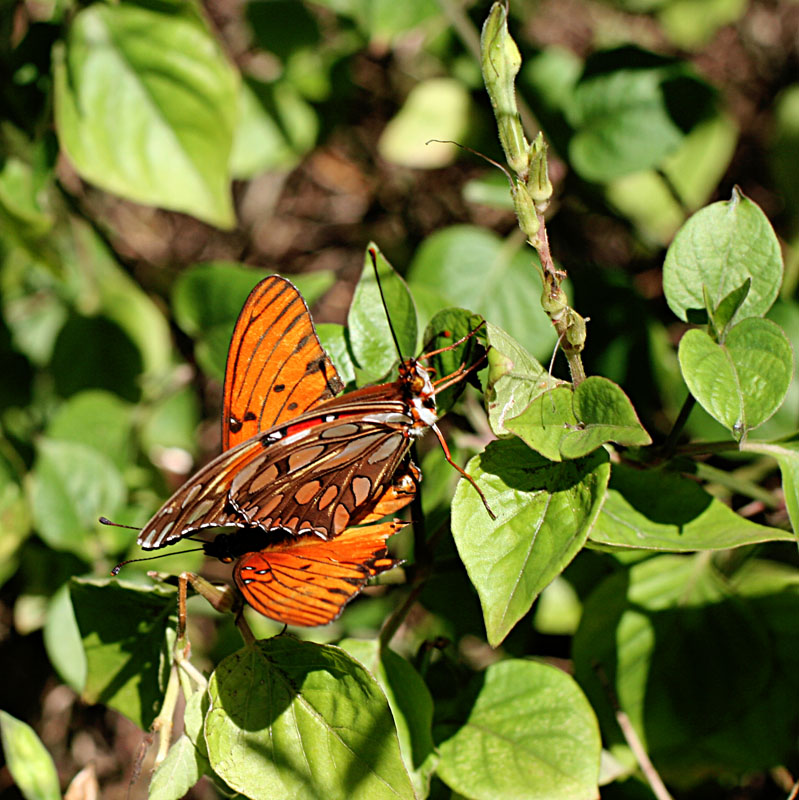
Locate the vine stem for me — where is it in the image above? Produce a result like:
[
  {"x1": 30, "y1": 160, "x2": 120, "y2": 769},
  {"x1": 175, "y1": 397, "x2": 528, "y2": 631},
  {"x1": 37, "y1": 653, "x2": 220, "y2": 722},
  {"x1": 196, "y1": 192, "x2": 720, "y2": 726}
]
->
[
  {"x1": 594, "y1": 663, "x2": 674, "y2": 800},
  {"x1": 661, "y1": 394, "x2": 696, "y2": 457}
]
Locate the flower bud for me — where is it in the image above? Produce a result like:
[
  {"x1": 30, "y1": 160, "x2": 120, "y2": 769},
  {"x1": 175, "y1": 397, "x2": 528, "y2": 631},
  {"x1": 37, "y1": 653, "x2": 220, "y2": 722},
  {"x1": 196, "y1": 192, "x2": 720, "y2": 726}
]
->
[{"x1": 481, "y1": 2, "x2": 528, "y2": 177}]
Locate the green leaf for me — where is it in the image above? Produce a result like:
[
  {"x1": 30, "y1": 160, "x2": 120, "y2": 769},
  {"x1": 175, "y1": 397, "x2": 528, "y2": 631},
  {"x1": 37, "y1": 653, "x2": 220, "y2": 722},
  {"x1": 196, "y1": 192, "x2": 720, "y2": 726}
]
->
[
  {"x1": 658, "y1": 0, "x2": 748, "y2": 49},
  {"x1": 0, "y1": 711, "x2": 61, "y2": 800},
  {"x1": 408, "y1": 226, "x2": 560, "y2": 363},
  {"x1": 506, "y1": 377, "x2": 650, "y2": 461},
  {"x1": 43, "y1": 583, "x2": 87, "y2": 692},
  {"x1": 452, "y1": 439, "x2": 610, "y2": 646},
  {"x1": 568, "y1": 49, "x2": 714, "y2": 182},
  {"x1": 340, "y1": 640, "x2": 437, "y2": 798},
  {"x1": 742, "y1": 438, "x2": 799, "y2": 537},
  {"x1": 316, "y1": 323, "x2": 356, "y2": 387},
  {"x1": 172, "y1": 262, "x2": 274, "y2": 339},
  {"x1": 422, "y1": 308, "x2": 485, "y2": 415},
  {"x1": 70, "y1": 578, "x2": 175, "y2": 729},
  {"x1": 46, "y1": 390, "x2": 133, "y2": 470},
  {"x1": 348, "y1": 246, "x2": 417, "y2": 383},
  {"x1": 707, "y1": 278, "x2": 751, "y2": 339},
  {"x1": 231, "y1": 77, "x2": 318, "y2": 178},
  {"x1": 340, "y1": 0, "x2": 439, "y2": 41},
  {"x1": 149, "y1": 734, "x2": 205, "y2": 800},
  {"x1": 573, "y1": 555, "x2": 788, "y2": 775},
  {"x1": 140, "y1": 385, "x2": 202, "y2": 459},
  {"x1": 29, "y1": 439, "x2": 126, "y2": 559},
  {"x1": 678, "y1": 318, "x2": 793, "y2": 437},
  {"x1": 0, "y1": 463, "x2": 31, "y2": 588},
  {"x1": 378, "y1": 78, "x2": 471, "y2": 169},
  {"x1": 483, "y1": 322, "x2": 560, "y2": 437},
  {"x1": 436, "y1": 660, "x2": 601, "y2": 800},
  {"x1": 53, "y1": 0, "x2": 238, "y2": 228},
  {"x1": 591, "y1": 463, "x2": 792, "y2": 550},
  {"x1": 663, "y1": 188, "x2": 783, "y2": 322},
  {"x1": 204, "y1": 638, "x2": 415, "y2": 800},
  {"x1": 67, "y1": 219, "x2": 174, "y2": 382}
]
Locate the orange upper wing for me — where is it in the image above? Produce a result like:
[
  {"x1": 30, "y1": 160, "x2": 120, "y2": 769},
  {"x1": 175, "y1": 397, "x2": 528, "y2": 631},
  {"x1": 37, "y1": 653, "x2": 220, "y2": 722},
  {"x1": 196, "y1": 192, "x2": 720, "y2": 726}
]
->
[
  {"x1": 233, "y1": 520, "x2": 405, "y2": 626},
  {"x1": 222, "y1": 275, "x2": 344, "y2": 450}
]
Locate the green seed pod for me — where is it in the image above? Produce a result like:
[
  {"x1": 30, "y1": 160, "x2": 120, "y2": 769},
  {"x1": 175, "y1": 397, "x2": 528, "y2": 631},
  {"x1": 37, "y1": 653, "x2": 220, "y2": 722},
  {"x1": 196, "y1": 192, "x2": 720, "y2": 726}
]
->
[
  {"x1": 512, "y1": 180, "x2": 540, "y2": 240},
  {"x1": 527, "y1": 132, "x2": 553, "y2": 209}
]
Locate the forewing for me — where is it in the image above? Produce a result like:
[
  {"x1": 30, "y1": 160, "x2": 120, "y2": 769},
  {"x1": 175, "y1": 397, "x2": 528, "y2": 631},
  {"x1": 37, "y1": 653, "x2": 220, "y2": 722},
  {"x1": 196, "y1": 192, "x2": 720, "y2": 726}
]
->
[
  {"x1": 233, "y1": 520, "x2": 404, "y2": 626},
  {"x1": 222, "y1": 275, "x2": 343, "y2": 449}
]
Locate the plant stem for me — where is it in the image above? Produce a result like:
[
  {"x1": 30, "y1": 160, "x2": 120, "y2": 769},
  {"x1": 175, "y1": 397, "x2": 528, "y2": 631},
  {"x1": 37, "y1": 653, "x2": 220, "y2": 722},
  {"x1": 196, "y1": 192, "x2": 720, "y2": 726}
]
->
[{"x1": 661, "y1": 395, "x2": 696, "y2": 457}]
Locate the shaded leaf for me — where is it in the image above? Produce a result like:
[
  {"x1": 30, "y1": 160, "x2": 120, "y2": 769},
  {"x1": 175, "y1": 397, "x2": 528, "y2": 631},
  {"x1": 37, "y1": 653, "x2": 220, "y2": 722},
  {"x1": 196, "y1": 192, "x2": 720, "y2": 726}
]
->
[
  {"x1": 204, "y1": 637, "x2": 414, "y2": 800},
  {"x1": 436, "y1": 660, "x2": 601, "y2": 800},
  {"x1": 591, "y1": 463, "x2": 792, "y2": 550},
  {"x1": 70, "y1": 578, "x2": 175, "y2": 729},
  {"x1": 341, "y1": 639, "x2": 437, "y2": 798},
  {"x1": 452, "y1": 439, "x2": 609, "y2": 646}
]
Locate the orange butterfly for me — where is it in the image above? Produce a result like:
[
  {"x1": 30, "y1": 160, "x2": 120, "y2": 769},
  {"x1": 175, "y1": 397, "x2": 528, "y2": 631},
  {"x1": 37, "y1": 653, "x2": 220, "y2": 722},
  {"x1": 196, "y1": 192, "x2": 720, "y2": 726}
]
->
[{"x1": 131, "y1": 269, "x2": 488, "y2": 626}]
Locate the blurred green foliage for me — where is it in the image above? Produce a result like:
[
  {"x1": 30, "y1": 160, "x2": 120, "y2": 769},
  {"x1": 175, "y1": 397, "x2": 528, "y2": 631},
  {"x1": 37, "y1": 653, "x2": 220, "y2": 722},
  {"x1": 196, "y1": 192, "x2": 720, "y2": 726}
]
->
[{"x1": 1, "y1": 0, "x2": 798, "y2": 798}]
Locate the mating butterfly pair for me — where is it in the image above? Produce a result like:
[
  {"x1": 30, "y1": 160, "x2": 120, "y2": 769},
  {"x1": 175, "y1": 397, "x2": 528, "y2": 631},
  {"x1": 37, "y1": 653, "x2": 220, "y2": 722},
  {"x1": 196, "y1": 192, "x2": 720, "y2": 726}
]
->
[{"x1": 130, "y1": 270, "x2": 485, "y2": 627}]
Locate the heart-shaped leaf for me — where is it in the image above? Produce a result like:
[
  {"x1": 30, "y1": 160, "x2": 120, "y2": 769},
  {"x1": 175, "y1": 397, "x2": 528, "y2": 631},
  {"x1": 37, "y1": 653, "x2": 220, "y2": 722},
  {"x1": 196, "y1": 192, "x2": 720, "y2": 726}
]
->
[
  {"x1": 506, "y1": 377, "x2": 651, "y2": 461},
  {"x1": 678, "y1": 318, "x2": 793, "y2": 437},
  {"x1": 452, "y1": 439, "x2": 609, "y2": 646}
]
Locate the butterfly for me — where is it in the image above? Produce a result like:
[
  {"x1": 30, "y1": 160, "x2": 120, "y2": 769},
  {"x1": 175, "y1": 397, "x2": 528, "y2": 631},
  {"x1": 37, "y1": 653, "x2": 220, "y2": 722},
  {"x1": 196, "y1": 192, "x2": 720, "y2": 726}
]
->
[{"x1": 129, "y1": 267, "x2": 488, "y2": 626}]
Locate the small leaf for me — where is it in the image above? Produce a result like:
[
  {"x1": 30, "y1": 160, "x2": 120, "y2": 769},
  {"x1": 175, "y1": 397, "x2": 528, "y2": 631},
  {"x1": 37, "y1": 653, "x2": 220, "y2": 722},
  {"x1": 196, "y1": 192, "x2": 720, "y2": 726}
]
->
[
  {"x1": 506, "y1": 377, "x2": 651, "y2": 461},
  {"x1": 452, "y1": 439, "x2": 610, "y2": 646},
  {"x1": 204, "y1": 637, "x2": 414, "y2": 800},
  {"x1": 54, "y1": 0, "x2": 238, "y2": 227},
  {"x1": 422, "y1": 308, "x2": 485, "y2": 415},
  {"x1": 436, "y1": 660, "x2": 601, "y2": 800},
  {"x1": 46, "y1": 390, "x2": 133, "y2": 470},
  {"x1": 29, "y1": 439, "x2": 126, "y2": 558},
  {"x1": 663, "y1": 188, "x2": 783, "y2": 322},
  {"x1": 0, "y1": 711, "x2": 61, "y2": 800},
  {"x1": 149, "y1": 735, "x2": 205, "y2": 800},
  {"x1": 316, "y1": 323, "x2": 356, "y2": 387},
  {"x1": 378, "y1": 78, "x2": 471, "y2": 169},
  {"x1": 70, "y1": 578, "x2": 175, "y2": 729},
  {"x1": 591, "y1": 463, "x2": 792, "y2": 550},
  {"x1": 678, "y1": 318, "x2": 793, "y2": 437},
  {"x1": 348, "y1": 246, "x2": 417, "y2": 383},
  {"x1": 483, "y1": 322, "x2": 560, "y2": 437},
  {"x1": 43, "y1": 583, "x2": 87, "y2": 692},
  {"x1": 712, "y1": 278, "x2": 751, "y2": 336},
  {"x1": 340, "y1": 639, "x2": 437, "y2": 798}
]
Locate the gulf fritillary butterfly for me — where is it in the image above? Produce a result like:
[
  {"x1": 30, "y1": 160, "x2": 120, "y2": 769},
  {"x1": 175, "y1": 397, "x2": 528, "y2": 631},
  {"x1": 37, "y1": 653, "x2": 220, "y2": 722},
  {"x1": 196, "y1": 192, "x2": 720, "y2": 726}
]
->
[{"x1": 125, "y1": 267, "x2": 488, "y2": 626}]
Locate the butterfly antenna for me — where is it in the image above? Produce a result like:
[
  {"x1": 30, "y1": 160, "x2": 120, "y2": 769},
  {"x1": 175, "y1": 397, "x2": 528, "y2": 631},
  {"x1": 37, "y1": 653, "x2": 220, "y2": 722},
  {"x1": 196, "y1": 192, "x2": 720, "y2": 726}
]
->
[
  {"x1": 368, "y1": 246, "x2": 406, "y2": 362},
  {"x1": 111, "y1": 548, "x2": 206, "y2": 576},
  {"x1": 99, "y1": 516, "x2": 140, "y2": 531}
]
